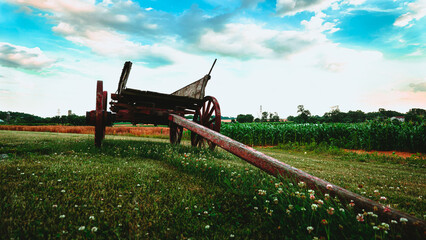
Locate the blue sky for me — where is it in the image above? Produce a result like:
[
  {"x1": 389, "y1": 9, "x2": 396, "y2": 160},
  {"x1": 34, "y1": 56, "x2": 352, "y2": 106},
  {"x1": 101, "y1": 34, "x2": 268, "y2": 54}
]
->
[{"x1": 1, "y1": 0, "x2": 425, "y2": 118}]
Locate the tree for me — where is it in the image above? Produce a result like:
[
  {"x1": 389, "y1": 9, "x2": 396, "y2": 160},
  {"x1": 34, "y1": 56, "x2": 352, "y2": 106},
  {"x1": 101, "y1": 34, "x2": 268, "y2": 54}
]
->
[
  {"x1": 323, "y1": 108, "x2": 344, "y2": 123},
  {"x1": 297, "y1": 105, "x2": 311, "y2": 123},
  {"x1": 236, "y1": 114, "x2": 254, "y2": 123},
  {"x1": 405, "y1": 108, "x2": 425, "y2": 123},
  {"x1": 261, "y1": 112, "x2": 268, "y2": 122},
  {"x1": 345, "y1": 110, "x2": 366, "y2": 123},
  {"x1": 270, "y1": 112, "x2": 280, "y2": 122}
]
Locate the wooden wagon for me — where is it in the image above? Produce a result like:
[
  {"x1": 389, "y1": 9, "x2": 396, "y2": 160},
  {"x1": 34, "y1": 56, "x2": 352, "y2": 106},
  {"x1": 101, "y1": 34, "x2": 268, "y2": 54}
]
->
[{"x1": 86, "y1": 60, "x2": 221, "y2": 148}]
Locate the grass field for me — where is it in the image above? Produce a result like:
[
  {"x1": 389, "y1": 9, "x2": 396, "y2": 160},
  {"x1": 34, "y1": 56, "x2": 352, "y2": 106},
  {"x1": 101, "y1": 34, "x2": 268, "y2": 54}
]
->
[{"x1": 0, "y1": 130, "x2": 424, "y2": 239}]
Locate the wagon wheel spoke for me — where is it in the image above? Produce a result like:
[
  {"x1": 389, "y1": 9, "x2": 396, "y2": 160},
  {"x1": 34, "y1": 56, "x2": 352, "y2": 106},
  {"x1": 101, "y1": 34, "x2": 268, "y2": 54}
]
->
[
  {"x1": 191, "y1": 96, "x2": 221, "y2": 150},
  {"x1": 203, "y1": 100, "x2": 212, "y2": 117},
  {"x1": 206, "y1": 107, "x2": 215, "y2": 121}
]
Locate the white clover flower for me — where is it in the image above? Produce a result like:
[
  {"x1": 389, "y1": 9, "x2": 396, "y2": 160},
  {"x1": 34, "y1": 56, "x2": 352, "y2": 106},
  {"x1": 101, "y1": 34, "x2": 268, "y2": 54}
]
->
[
  {"x1": 298, "y1": 182, "x2": 306, "y2": 188},
  {"x1": 400, "y1": 217, "x2": 408, "y2": 223},
  {"x1": 205, "y1": 225, "x2": 210, "y2": 230},
  {"x1": 306, "y1": 226, "x2": 314, "y2": 233},
  {"x1": 91, "y1": 227, "x2": 98, "y2": 232},
  {"x1": 59, "y1": 215, "x2": 65, "y2": 218},
  {"x1": 230, "y1": 234, "x2": 235, "y2": 238},
  {"x1": 373, "y1": 226, "x2": 379, "y2": 230},
  {"x1": 117, "y1": 205, "x2": 122, "y2": 208},
  {"x1": 89, "y1": 216, "x2": 95, "y2": 220},
  {"x1": 78, "y1": 226, "x2": 85, "y2": 231},
  {"x1": 339, "y1": 208, "x2": 345, "y2": 212},
  {"x1": 381, "y1": 223, "x2": 390, "y2": 229},
  {"x1": 391, "y1": 220, "x2": 398, "y2": 224},
  {"x1": 258, "y1": 189, "x2": 267, "y2": 196},
  {"x1": 61, "y1": 189, "x2": 66, "y2": 193},
  {"x1": 301, "y1": 207, "x2": 306, "y2": 211},
  {"x1": 311, "y1": 204, "x2": 318, "y2": 211}
]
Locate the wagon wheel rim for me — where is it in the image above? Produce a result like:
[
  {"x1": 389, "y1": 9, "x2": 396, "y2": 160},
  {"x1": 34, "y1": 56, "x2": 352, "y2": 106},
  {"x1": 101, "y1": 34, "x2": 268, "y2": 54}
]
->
[
  {"x1": 169, "y1": 120, "x2": 183, "y2": 144},
  {"x1": 95, "y1": 81, "x2": 106, "y2": 147},
  {"x1": 191, "y1": 96, "x2": 221, "y2": 150}
]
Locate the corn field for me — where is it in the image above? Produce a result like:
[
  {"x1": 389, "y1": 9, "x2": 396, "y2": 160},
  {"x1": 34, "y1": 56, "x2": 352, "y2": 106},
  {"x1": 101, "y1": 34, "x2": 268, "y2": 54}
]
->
[{"x1": 220, "y1": 121, "x2": 426, "y2": 153}]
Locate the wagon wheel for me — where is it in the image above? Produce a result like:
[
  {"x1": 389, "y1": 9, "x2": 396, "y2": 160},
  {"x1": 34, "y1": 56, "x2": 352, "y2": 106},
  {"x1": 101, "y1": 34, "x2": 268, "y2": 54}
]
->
[
  {"x1": 95, "y1": 81, "x2": 107, "y2": 147},
  {"x1": 191, "y1": 96, "x2": 221, "y2": 150},
  {"x1": 169, "y1": 120, "x2": 183, "y2": 145}
]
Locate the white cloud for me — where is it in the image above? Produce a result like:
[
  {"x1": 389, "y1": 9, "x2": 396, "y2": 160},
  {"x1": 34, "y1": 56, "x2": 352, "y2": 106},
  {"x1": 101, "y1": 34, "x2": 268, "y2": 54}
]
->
[
  {"x1": 276, "y1": 0, "x2": 339, "y2": 16},
  {"x1": 52, "y1": 22, "x2": 77, "y2": 35},
  {"x1": 0, "y1": 42, "x2": 56, "y2": 70},
  {"x1": 394, "y1": 0, "x2": 426, "y2": 27},
  {"x1": 7, "y1": 0, "x2": 96, "y2": 14},
  {"x1": 344, "y1": 0, "x2": 366, "y2": 6},
  {"x1": 9, "y1": 0, "x2": 175, "y2": 65},
  {"x1": 409, "y1": 82, "x2": 426, "y2": 92},
  {"x1": 197, "y1": 23, "x2": 321, "y2": 58},
  {"x1": 197, "y1": 10, "x2": 342, "y2": 60},
  {"x1": 301, "y1": 12, "x2": 340, "y2": 34},
  {"x1": 58, "y1": 29, "x2": 173, "y2": 66}
]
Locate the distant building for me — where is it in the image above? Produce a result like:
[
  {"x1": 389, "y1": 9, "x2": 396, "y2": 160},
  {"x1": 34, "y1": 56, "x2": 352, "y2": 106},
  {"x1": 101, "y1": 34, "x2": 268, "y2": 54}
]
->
[
  {"x1": 221, "y1": 119, "x2": 233, "y2": 123},
  {"x1": 390, "y1": 116, "x2": 405, "y2": 122}
]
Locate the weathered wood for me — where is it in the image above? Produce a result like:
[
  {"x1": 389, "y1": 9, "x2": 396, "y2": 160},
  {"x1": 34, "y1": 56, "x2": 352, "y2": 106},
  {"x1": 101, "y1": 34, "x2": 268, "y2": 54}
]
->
[{"x1": 117, "y1": 61, "x2": 132, "y2": 95}]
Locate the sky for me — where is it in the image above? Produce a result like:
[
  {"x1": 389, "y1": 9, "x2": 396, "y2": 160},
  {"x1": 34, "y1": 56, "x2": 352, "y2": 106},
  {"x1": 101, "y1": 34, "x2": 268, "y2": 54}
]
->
[{"x1": 0, "y1": 0, "x2": 425, "y2": 119}]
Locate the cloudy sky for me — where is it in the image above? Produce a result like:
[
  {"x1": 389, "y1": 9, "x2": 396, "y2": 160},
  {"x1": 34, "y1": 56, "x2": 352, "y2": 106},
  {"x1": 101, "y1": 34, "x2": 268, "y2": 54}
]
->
[{"x1": 0, "y1": 0, "x2": 425, "y2": 118}]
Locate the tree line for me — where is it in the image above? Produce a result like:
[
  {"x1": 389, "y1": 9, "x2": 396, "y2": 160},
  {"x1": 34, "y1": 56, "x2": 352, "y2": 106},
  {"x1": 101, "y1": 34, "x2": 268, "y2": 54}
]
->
[
  {"x1": 288, "y1": 105, "x2": 424, "y2": 124},
  {"x1": 0, "y1": 111, "x2": 86, "y2": 126},
  {"x1": 235, "y1": 106, "x2": 425, "y2": 124}
]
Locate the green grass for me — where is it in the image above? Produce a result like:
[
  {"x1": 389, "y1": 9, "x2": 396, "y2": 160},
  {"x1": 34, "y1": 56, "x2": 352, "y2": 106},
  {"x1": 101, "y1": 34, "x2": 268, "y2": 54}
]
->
[
  {"x1": 259, "y1": 145, "x2": 425, "y2": 219},
  {"x1": 0, "y1": 130, "x2": 424, "y2": 239}
]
